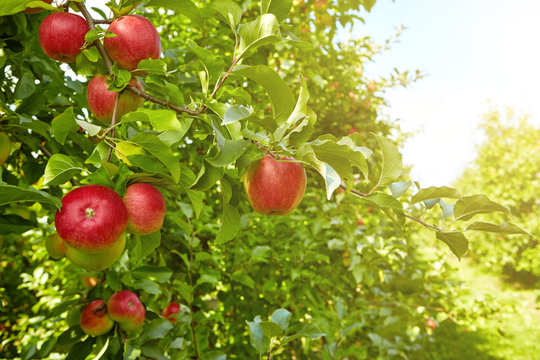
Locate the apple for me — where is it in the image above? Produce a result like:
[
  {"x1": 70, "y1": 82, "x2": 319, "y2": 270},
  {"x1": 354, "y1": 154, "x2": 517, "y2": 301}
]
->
[
  {"x1": 23, "y1": 0, "x2": 53, "y2": 14},
  {"x1": 123, "y1": 183, "x2": 166, "y2": 235},
  {"x1": 104, "y1": 15, "x2": 161, "y2": 71},
  {"x1": 65, "y1": 233, "x2": 125, "y2": 271},
  {"x1": 80, "y1": 299, "x2": 114, "y2": 336},
  {"x1": 114, "y1": 141, "x2": 146, "y2": 166},
  {"x1": 162, "y1": 302, "x2": 180, "y2": 323},
  {"x1": 82, "y1": 276, "x2": 100, "y2": 290},
  {"x1": 87, "y1": 75, "x2": 144, "y2": 124},
  {"x1": 244, "y1": 155, "x2": 306, "y2": 215},
  {"x1": 45, "y1": 233, "x2": 66, "y2": 259},
  {"x1": 357, "y1": 219, "x2": 364, "y2": 226},
  {"x1": 55, "y1": 184, "x2": 128, "y2": 253},
  {"x1": 107, "y1": 290, "x2": 145, "y2": 331},
  {"x1": 38, "y1": 12, "x2": 88, "y2": 63},
  {"x1": 426, "y1": 318, "x2": 437, "y2": 330},
  {"x1": 0, "y1": 132, "x2": 11, "y2": 165}
]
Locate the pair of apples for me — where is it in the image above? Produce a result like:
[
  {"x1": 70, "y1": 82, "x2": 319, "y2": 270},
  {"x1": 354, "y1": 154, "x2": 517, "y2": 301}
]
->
[{"x1": 49, "y1": 183, "x2": 165, "y2": 271}]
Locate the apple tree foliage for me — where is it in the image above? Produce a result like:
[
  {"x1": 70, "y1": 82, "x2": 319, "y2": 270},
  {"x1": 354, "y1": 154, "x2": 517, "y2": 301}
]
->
[
  {"x1": 455, "y1": 109, "x2": 537, "y2": 279},
  {"x1": 0, "y1": 0, "x2": 528, "y2": 359}
]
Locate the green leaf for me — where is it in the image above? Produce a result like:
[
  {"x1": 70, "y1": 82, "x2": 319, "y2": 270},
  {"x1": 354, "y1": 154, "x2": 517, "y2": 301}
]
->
[
  {"x1": 274, "y1": 76, "x2": 310, "y2": 141},
  {"x1": 215, "y1": 202, "x2": 240, "y2": 244},
  {"x1": 187, "y1": 40, "x2": 225, "y2": 86},
  {"x1": 440, "y1": 199, "x2": 455, "y2": 219},
  {"x1": 261, "y1": 0, "x2": 293, "y2": 21},
  {"x1": 132, "y1": 278, "x2": 161, "y2": 295},
  {"x1": 132, "y1": 266, "x2": 172, "y2": 283},
  {"x1": 130, "y1": 132, "x2": 181, "y2": 183},
  {"x1": 270, "y1": 308, "x2": 291, "y2": 331},
  {"x1": 281, "y1": 323, "x2": 326, "y2": 346},
  {"x1": 454, "y1": 194, "x2": 510, "y2": 221},
  {"x1": 94, "y1": 337, "x2": 109, "y2": 360},
  {"x1": 14, "y1": 74, "x2": 36, "y2": 100},
  {"x1": 467, "y1": 221, "x2": 531, "y2": 236},
  {"x1": 206, "y1": 139, "x2": 250, "y2": 167},
  {"x1": 238, "y1": 14, "x2": 282, "y2": 58},
  {"x1": 65, "y1": 338, "x2": 95, "y2": 360},
  {"x1": 0, "y1": 215, "x2": 37, "y2": 235},
  {"x1": 411, "y1": 186, "x2": 461, "y2": 204},
  {"x1": 43, "y1": 154, "x2": 85, "y2": 186},
  {"x1": 0, "y1": 0, "x2": 28, "y2": 15},
  {"x1": 192, "y1": 159, "x2": 224, "y2": 191},
  {"x1": 259, "y1": 321, "x2": 284, "y2": 338},
  {"x1": 0, "y1": 185, "x2": 61, "y2": 209},
  {"x1": 76, "y1": 119, "x2": 101, "y2": 136},
  {"x1": 137, "y1": 231, "x2": 161, "y2": 260},
  {"x1": 209, "y1": 0, "x2": 242, "y2": 30},
  {"x1": 147, "y1": 0, "x2": 201, "y2": 23},
  {"x1": 136, "y1": 59, "x2": 167, "y2": 75},
  {"x1": 299, "y1": 147, "x2": 340, "y2": 200},
  {"x1": 364, "y1": 192, "x2": 405, "y2": 226},
  {"x1": 389, "y1": 181, "x2": 411, "y2": 197},
  {"x1": 246, "y1": 317, "x2": 270, "y2": 356},
  {"x1": 51, "y1": 107, "x2": 78, "y2": 145},
  {"x1": 436, "y1": 231, "x2": 469, "y2": 260},
  {"x1": 371, "y1": 133, "x2": 402, "y2": 189},
  {"x1": 235, "y1": 65, "x2": 294, "y2": 123},
  {"x1": 139, "y1": 319, "x2": 174, "y2": 343},
  {"x1": 223, "y1": 105, "x2": 253, "y2": 125}
]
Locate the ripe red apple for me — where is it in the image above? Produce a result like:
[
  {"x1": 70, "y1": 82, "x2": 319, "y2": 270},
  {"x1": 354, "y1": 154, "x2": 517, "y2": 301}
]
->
[
  {"x1": 45, "y1": 233, "x2": 66, "y2": 259},
  {"x1": 357, "y1": 219, "x2": 364, "y2": 226},
  {"x1": 107, "y1": 290, "x2": 145, "y2": 331},
  {"x1": 162, "y1": 302, "x2": 180, "y2": 323},
  {"x1": 55, "y1": 185, "x2": 128, "y2": 253},
  {"x1": 426, "y1": 318, "x2": 437, "y2": 330},
  {"x1": 104, "y1": 15, "x2": 161, "y2": 71},
  {"x1": 123, "y1": 183, "x2": 166, "y2": 235},
  {"x1": 80, "y1": 299, "x2": 114, "y2": 336},
  {"x1": 0, "y1": 132, "x2": 11, "y2": 165},
  {"x1": 22, "y1": 0, "x2": 53, "y2": 14},
  {"x1": 87, "y1": 75, "x2": 144, "y2": 124},
  {"x1": 65, "y1": 233, "x2": 125, "y2": 271},
  {"x1": 38, "y1": 12, "x2": 88, "y2": 63},
  {"x1": 243, "y1": 155, "x2": 306, "y2": 215}
]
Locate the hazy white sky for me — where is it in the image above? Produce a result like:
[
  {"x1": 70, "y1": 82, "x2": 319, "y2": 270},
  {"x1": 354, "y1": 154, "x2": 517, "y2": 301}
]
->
[{"x1": 353, "y1": 0, "x2": 540, "y2": 187}]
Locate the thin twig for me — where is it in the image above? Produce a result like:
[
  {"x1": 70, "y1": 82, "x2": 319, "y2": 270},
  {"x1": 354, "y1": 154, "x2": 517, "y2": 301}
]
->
[
  {"x1": 105, "y1": 93, "x2": 119, "y2": 162},
  {"x1": 210, "y1": 57, "x2": 240, "y2": 98}
]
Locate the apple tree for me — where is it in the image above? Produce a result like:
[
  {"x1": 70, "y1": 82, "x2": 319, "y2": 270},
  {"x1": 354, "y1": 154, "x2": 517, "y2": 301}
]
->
[{"x1": 0, "y1": 0, "x2": 527, "y2": 358}]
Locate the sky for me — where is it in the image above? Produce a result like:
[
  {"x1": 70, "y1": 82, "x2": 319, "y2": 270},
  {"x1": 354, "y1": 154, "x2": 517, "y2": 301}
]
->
[{"x1": 352, "y1": 0, "x2": 540, "y2": 187}]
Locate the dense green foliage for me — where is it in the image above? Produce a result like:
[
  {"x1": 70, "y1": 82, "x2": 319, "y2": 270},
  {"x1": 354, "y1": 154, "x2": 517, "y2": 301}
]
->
[
  {"x1": 456, "y1": 109, "x2": 538, "y2": 281},
  {"x1": 0, "y1": 0, "x2": 528, "y2": 359}
]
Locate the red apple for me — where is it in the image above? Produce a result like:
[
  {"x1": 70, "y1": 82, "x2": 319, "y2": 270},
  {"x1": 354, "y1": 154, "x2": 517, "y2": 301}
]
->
[
  {"x1": 107, "y1": 290, "x2": 145, "y2": 331},
  {"x1": 80, "y1": 299, "x2": 114, "y2": 336},
  {"x1": 0, "y1": 132, "x2": 11, "y2": 165},
  {"x1": 162, "y1": 302, "x2": 180, "y2": 323},
  {"x1": 357, "y1": 219, "x2": 364, "y2": 226},
  {"x1": 87, "y1": 75, "x2": 144, "y2": 124},
  {"x1": 65, "y1": 233, "x2": 126, "y2": 271},
  {"x1": 45, "y1": 233, "x2": 66, "y2": 259},
  {"x1": 23, "y1": 0, "x2": 53, "y2": 14},
  {"x1": 244, "y1": 155, "x2": 306, "y2": 215},
  {"x1": 426, "y1": 318, "x2": 437, "y2": 330},
  {"x1": 38, "y1": 12, "x2": 88, "y2": 63},
  {"x1": 123, "y1": 183, "x2": 166, "y2": 235},
  {"x1": 104, "y1": 15, "x2": 161, "y2": 71},
  {"x1": 55, "y1": 185, "x2": 128, "y2": 253}
]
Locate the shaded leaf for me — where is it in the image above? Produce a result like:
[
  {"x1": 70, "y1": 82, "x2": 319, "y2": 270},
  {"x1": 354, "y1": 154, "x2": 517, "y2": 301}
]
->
[
  {"x1": 436, "y1": 231, "x2": 469, "y2": 260},
  {"x1": 43, "y1": 154, "x2": 85, "y2": 186},
  {"x1": 0, "y1": 185, "x2": 61, "y2": 209}
]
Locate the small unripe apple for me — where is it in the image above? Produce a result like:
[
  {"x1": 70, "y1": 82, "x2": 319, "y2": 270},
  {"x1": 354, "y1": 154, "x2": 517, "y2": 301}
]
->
[
  {"x1": 162, "y1": 302, "x2": 180, "y2": 323},
  {"x1": 80, "y1": 299, "x2": 114, "y2": 336},
  {"x1": 107, "y1": 290, "x2": 145, "y2": 331},
  {"x1": 87, "y1": 75, "x2": 144, "y2": 124},
  {"x1": 82, "y1": 276, "x2": 100, "y2": 290},
  {"x1": 0, "y1": 132, "x2": 11, "y2": 165},
  {"x1": 123, "y1": 183, "x2": 166, "y2": 235},
  {"x1": 244, "y1": 155, "x2": 306, "y2": 215},
  {"x1": 22, "y1": 0, "x2": 53, "y2": 14},
  {"x1": 38, "y1": 12, "x2": 88, "y2": 63},
  {"x1": 65, "y1": 233, "x2": 125, "y2": 271},
  {"x1": 45, "y1": 233, "x2": 66, "y2": 259},
  {"x1": 104, "y1": 15, "x2": 161, "y2": 71},
  {"x1": 426, "y1": 318, "x2": 437, "y2": 330},
  {"x1": 55, "y1": 185, "x2": 128, "y2": 253}
]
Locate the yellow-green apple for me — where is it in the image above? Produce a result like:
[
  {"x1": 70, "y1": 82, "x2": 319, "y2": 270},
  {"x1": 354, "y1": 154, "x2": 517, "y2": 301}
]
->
[
  {"x1": 80, "y1": 299, "x2": 114, "y2": 336},
  {"x1": 55, "y1": 185, "x2": 128, "y2": 253},
  {"x1": 243, "y1": 155, "x2": 307, "y2": 215},
  {"x1": 107, "y1": 290, "x2": 145, "y2": 331},
  {"x1": 104, "y1": 15, "x2": 161, "y2": 71},
  {"x1": 38, "y1": 12, "x2": 88, "y2": 62},
  {"x1": 123, "y1": 183, "x2": 166, "y2": 234},
  {"x1": 45, "y1": 233, "x2": 66, "y2": 259},
  {"x1": 87, "y1": 75, "x2": 144, "y2": 124},
  {"x1": 23, "y1": 0, "x2": 53, "y2": 14},
  {"x1": 65, "y1": 233, "x2": 125, "y2": 271},
  {"x1": 162, "y1": 301, "x2": 180, "y2": 323},
  {"x1": 0, "y1": 132, "x2": 11, "y2": 165}
]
